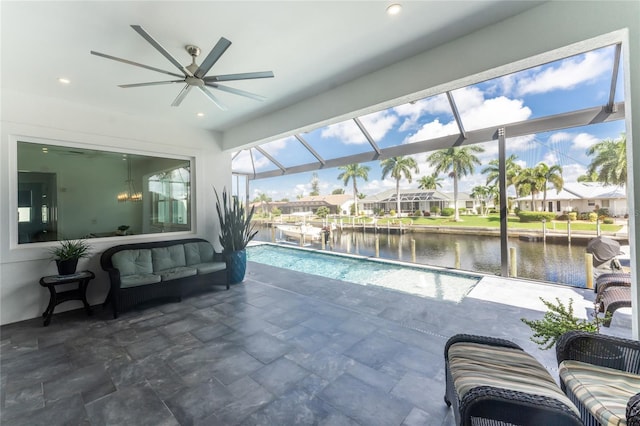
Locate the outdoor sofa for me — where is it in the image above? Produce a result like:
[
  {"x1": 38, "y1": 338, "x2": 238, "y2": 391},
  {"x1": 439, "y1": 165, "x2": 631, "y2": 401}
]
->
[
  {"x1": 556, "y1": 331, "x2": 640, "y2": 426},
  {"x1": 444, "y1": 333, "x2": 583, "y2": 426},
  {"x1": 100, "y1": 238, "x2": 228, "y2": 318}
]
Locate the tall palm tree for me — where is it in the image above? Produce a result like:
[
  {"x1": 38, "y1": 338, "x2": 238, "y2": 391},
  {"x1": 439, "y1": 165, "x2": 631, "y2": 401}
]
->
[
  {"x1": 536, "y1": 163, "x2": 563, "y2": 211},
  {"x1": 586, "y1": 133, "x2": 627, "y2": 186},
  {"x1": 337, "y1": 163, "x2": 370, "y2": 215},
  {"x1": 253, "y1": 193, "x2": 272, "y2": 215},
  {"x1": 417, "y1": 174, "x2": 444, "y2": 190},
  {"x1": 380, "y1": 156, "x2": 419, "y2": 215},
  {"x1": 481, "y1": 154, "x2": 523, "y2": 197},
  {"x1": 470, "y1": 185, "x2": 489, "y2": 215},
  {"x1": 427, "y1": 146, "x2": 484, "y2": 221}
]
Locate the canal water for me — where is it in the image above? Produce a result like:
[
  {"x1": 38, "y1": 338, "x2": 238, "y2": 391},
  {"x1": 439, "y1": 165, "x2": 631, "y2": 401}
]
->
[{"x1": 253, "y1": 225, "x2": 590, "y2": 287}]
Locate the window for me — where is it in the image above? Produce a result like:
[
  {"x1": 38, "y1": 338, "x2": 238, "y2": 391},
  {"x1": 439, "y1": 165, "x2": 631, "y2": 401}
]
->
[{"x1": 17, "y1": 141, "x2": 193, "y2": 244}]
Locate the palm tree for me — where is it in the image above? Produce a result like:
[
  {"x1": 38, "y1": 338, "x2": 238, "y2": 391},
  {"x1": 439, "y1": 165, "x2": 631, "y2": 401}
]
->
[
  {"x1": 417, "y1": 174, "x2": 444, "y2": 190},
  {"x1": 380, "y1": 156, "x2": 419, "y2": 215},
  {"x1": 470, "y1": 185, "x2": 489, "y2": 215},
  {"x1": 514, "y1": 167, "x2": 545, "y2": 211},
  {"x1": 337, "y1": 163, "x2": 370, "y2": 215},
  {"x1": 427, "y1": 146, "x2": 484, "y2": 221},
  {"x1": 536, "y1": 163, "x2": 563, "y2": 211},
  {"x1": 586, "y1": 133, "x2": 627, "y2": 186},
  {"x1": 253, "y1": 193, "x2": 272, "y2": 215},
  {"x1": 481, "y1": 154, "x2": 523, "y2": 197}
]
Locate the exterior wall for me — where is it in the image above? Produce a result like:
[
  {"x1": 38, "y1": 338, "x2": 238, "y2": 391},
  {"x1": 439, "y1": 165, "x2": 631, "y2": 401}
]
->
[{"x1": 0, "y1": 90, "x2": 229, "y2": 325}]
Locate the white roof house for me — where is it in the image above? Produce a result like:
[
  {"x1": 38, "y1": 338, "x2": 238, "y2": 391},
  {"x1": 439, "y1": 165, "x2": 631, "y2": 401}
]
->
[
  {"x1": 361, "y1": 189, "x2": 477, "y2": 215},
  {"x1": 516, "y1": 183, "x2": 628, "y2": 216}
]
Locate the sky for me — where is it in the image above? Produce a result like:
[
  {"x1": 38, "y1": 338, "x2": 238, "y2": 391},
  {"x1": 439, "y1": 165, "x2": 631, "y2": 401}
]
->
[{"x1": 233, "y1": 45, "x2": 627, "y2": 202}]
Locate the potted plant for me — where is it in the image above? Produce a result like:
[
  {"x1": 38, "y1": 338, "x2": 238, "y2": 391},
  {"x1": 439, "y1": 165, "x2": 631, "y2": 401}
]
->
[
  {"x1": 214, "y1": 187, "x2": 258, "y2": 284},
  {"x1": 49, "y1": 239, "x2": 92, "y2": 275}
]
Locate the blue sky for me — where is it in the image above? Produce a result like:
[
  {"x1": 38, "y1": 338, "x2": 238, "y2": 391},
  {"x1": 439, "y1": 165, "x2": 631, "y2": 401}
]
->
[{"x1": 234, "y1": 45, "x2": 626, "y2": 201}]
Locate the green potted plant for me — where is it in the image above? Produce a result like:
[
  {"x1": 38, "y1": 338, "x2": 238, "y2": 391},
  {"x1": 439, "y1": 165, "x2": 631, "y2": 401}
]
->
[
  {"x1": 214, "y1": 188, "x2": 258, "y2": 284},
  {"x1": 49, "y1": 239, "x2": 92, "y2": 275}
]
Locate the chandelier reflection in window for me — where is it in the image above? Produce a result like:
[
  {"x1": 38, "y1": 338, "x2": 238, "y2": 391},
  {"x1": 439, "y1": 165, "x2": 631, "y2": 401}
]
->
[{"x1": 117, "y1": 155, "x2": 142, "y2": 202}]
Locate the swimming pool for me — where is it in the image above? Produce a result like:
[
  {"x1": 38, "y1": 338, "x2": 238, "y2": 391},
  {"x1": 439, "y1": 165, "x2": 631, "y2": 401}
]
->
[{"x1": 247, "y1": 244, "x2": 481, "y2": 303}]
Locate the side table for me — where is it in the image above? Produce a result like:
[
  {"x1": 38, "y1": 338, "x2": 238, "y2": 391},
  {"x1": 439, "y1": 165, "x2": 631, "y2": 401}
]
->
[{"x1": 39, "y1": 270, "x2": 95, "y2": 326}]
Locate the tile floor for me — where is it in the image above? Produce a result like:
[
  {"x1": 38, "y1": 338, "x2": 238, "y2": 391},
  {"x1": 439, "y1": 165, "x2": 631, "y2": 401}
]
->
[{"x1": 0, "y1": 261, "x2": 632, "y2": 426}]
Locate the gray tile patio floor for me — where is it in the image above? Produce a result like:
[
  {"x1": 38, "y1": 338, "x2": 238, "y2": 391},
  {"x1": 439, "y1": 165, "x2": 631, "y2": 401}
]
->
[{"x1": 0, "y1": 260, "x2": 632, "y2": 426}]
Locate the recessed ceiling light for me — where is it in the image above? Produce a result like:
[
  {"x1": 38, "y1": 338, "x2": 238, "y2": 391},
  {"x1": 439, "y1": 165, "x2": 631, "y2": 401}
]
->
[
  {"x1": 196, "y1": 112, "x2": 205, "y2": 117},
  {"x1": 386, "y1": 3, "x2": 402, "y2": 15},
  {"x1": 57, "y1": 77, "x2": 71, "y2": 84}
]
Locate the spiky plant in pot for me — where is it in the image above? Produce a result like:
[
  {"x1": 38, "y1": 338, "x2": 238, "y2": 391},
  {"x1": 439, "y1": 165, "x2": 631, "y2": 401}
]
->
[{"x1": 214, "y1": 188, "x2": 257, "y2": 283}]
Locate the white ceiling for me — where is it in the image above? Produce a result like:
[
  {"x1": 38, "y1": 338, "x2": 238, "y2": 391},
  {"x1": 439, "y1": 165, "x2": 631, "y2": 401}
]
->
[{"x1": 1, "y1": 1, "x2": 544, "y2": 134}]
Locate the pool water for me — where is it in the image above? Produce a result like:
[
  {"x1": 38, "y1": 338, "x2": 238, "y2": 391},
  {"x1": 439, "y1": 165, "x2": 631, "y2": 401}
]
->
[{"x1": 247, "y1": 244, "x2": 481, "y2": 303}]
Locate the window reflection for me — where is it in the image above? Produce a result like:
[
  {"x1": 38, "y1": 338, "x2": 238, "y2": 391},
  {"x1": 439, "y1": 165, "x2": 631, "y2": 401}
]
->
[{"x1": 17, "y1": 141, "x2": 192, "y2": 244}]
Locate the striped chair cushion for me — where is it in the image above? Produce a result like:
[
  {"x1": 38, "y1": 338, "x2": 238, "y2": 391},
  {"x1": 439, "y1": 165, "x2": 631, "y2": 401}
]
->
[
  {"x1": 559, "y1": 360, "x2": 640, "y2": 426},
  {"x1": 449, "y1": 342, "x2": 579, "y2": 415}
]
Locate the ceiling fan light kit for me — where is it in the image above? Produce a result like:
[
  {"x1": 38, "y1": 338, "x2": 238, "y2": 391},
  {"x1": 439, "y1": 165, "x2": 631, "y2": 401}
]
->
[{"x1": 91, "y1": 25, "x2": 274, "y2": 110}]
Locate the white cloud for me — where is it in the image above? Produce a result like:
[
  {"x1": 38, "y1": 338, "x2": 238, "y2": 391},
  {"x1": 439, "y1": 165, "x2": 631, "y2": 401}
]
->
[
  {"x1": 541, "y1": 152, "x2": 559, "y2": 165},
  {"x1": 321, "y1": 121, "x2": 367, "y2": 144},
  {"x1": 359, "y1": 110, "x2": 398, "y2": 141},
  {"x1": 561, "y1": 163, "x2": 588, "y2": 184},
  {"x1": 549, "y1": 132, "x2": 573, "y2": 143},
  {"x1": 572, "y1": 132, "x2": 600, "y2": 150},
  {"x1": 394, "y1": 93, "x2": 450, "y2": 131},
  {"x1": 516, "y1": 50, "x2": 611, "y2": 96}
]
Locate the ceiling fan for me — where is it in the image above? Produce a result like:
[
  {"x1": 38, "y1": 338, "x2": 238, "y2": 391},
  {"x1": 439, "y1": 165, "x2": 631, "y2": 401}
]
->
[{"x1": 90, "y1": 25, "x2": 274, "y2": 110}]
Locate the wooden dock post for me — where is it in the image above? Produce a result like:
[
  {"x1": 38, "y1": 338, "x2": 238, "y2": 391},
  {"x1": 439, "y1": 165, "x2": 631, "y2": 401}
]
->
[
  {"x1": 271, "y1": 226, "x2": 276, "y2": 243},
  {"x1": 375, "y1": 236, "x2": 380, "y2": 257},
  {"x1": 542, "y1": 219, "x2": 546, "y2": 243},
  {"x1": 585, "y1": 253, "x2": 594, "y2": 289},
  {"x1": 455, "y1": 242, "x2": 460, "y2": 269},
  {"x1": 509, "y1": 247, "x2": 517, "y2": 277},
  {"x1": 411, "y1": 239, "x2": 416, "y2": 262},
  {"x1": 567, "y1": 220, "x2": 572, "y2": 244}
]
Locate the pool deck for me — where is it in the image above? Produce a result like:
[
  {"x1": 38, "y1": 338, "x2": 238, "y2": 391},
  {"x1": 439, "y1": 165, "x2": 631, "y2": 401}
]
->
[{"x1": 0, "y1": 261, "x2": 632, "y2": 425}]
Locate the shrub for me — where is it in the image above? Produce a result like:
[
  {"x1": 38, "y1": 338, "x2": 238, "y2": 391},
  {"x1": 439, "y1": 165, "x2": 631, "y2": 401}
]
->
[
  {"x1": 316, "y1": 206, "x2": 330, "y2": 218},
  {"x1": 271, "y1": 207, "x2": 282, "y2": 216},
  {"x1": 521, "y1": 298, "x2": 599, "y2": 350},
  {"x1": 431, "y1": 206, "x2": 440, "y2": 215},
  {"x1": 423, "y1": 211, "x2": 431, "y2": 217},
  {"x1": 568, "y1": 212, "x2": 577, "y2": 221},
  {"x1": 517, "y1": 211, "x2": 556, "y2": 223},
  {"x1": 556, "y1": 213, "x2": 568, "y2": 221},
  {"x1": 578, "y1": 212, "x2": 589, "y2": 221},
  {"x1": 389, "y1": 209, "x2": 396, "y2": 217},
  {"x1": 603, "y1": 217, "x2": 615, "y2": 224},
  {"x1": 413, "y1": 210, "x2": 423, "y2": 217},
  {"x1": 596, "y1": 207, "x2": 610, "y2": 217},
  {"x1": 588, "y1": 212, "x2": 598, "y2": 222},
  {"x1": 441, "y1": 207, "x2": 455, "y2": 217}
]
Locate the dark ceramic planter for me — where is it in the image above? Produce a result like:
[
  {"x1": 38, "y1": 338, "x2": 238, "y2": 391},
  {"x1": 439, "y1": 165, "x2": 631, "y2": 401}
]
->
[
  {"x1": 56, "y1": 258, "x2": 78, "y2": 275},
  {"x1": 225, "y1": 249, "x2": 247, "y2": 284}
]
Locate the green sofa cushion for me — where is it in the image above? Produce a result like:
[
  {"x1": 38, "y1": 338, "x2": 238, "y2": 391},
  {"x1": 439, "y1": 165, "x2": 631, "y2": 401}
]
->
[
  {"x1": 151, "y1": 245, "x2": 186, "y2": 272},
  {"x1": 112, "y1": 249, "x2": 153, "y2": 276},
  {"x1": 120, "y1": 273, "x2": 162, "y2": 288},
  {"x1": 191, "y1": 262, "x2": 226, "y2": 275},
  {"x1": 184, "y1": 242, "x2": 215, "y2": 265},
  {"x1": 560, "y1": 360, "x2": 640, "y2": 426},
  {"x1": 449, "y1": 342, "x2": 579, "y2": 415},
  {"x1": 157, "y1": 266, "x2": 197, "y2": 281}
]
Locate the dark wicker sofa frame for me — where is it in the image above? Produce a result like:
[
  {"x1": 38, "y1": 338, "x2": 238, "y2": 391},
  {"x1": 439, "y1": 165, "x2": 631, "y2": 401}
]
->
[
  {"x1": 444, "y1": 334, "x2": 583, "y2": 426},
  {"x1": 100, "y1": 238, "x2": 228, "y2": 318},
  {"x1": 556, "y1": 331, "x2": 640, "y2": 426}
]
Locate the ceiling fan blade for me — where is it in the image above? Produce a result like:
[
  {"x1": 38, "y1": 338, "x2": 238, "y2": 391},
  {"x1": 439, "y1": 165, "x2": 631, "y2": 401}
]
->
[
  {"x1": 91, "y1": 51, "x2": 184, "y2": 78},
  {"x1": 119, "y1": 80, "x2": 183, "y2": 88},
  {"x1": 198, "y1": 87, "x2": 228, "y2": 111},
  {"x1": 130, "y1": 25, "x2": 192, "y2": 77},
  {"x1": 205, "y1": 83, "x2": 266, "y2": 102},
  {"x1": 203, "y1": 71, "x2": 274, "y2": 82},
  {"x1": 171, "y1": 84, "x2": 193, "y2": 107},
  {"x1": 194, "y1": 37, "x2": 232, "y2": 79}
]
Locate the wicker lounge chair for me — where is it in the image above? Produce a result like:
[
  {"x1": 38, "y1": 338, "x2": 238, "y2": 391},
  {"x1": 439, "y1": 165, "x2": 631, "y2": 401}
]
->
[
  {"x1": 556, "y1": 331, "x2": 640, "y2": 426},
  {"x1": 444, "y1": 334, "x2": 582, "y2": 426},
  {"x1": 595, "y1": 273, "x2": 632, "y2": 327}
]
